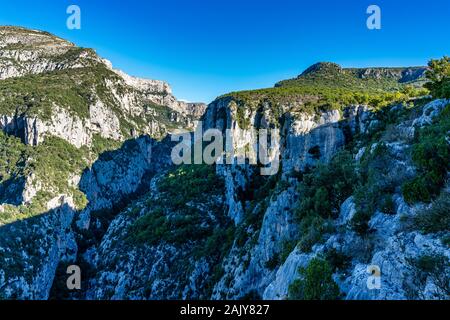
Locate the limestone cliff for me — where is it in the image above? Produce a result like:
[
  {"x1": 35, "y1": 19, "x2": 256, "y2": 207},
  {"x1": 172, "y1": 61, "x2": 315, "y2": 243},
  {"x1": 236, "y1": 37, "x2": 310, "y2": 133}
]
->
[{"x1": 0, "y1": 26, "x2": 206, "y2": 147}]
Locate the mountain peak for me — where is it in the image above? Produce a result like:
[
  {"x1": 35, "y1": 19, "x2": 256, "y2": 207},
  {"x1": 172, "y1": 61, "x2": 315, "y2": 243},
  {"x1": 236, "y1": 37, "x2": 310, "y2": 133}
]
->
[
  {"x1": 0, "y1": 26, "x2": 74, "y2": 49},
  {"x1": 299, "y1": 62, "x2": 343, "y2": 77}
]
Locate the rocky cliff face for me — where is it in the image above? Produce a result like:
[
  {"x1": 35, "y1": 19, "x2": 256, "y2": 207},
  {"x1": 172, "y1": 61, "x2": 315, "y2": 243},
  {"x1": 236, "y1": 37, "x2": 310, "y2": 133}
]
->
[
  {"x1": 0, "y1": 26, "x2": 206, "y2": 148},
  {"x1": 263, "y1": 99, "x2": 450, "y2": 300},
  {"x1": 0, "y1": 27, "x2": 207, "y2": 299},
  {"x1": 81, "y1": 96, "x2": 448, "y2": 301},
  {"x1": 199, "y1": 96, "x2": 368, "y2": 299},
  {"x1": 87, "y1": 95, "x2": 448, "y2": 301},
  {"x1": 0, "y1": 198, "x2": 77, "y2": 299}
]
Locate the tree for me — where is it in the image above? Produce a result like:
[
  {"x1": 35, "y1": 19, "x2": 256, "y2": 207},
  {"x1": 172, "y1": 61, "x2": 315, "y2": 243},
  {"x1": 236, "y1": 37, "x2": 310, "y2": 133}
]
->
[
  {"x1": 288, "y1": 258, "x2": 340, "y2": 300},
  {"x1": 425, "y1": 56, "x2": 450, "y2": 99}
]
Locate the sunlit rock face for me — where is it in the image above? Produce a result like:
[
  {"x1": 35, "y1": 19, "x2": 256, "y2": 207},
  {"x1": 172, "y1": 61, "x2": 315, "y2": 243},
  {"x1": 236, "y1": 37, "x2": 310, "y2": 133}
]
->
[{"x1": 0, "y1": 26, "x2": 206, "y2": 148}]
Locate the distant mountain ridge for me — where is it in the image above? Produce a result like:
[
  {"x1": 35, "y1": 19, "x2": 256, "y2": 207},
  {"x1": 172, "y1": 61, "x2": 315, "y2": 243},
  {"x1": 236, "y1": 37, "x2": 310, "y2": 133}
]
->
[{"x1": 276, "y1": 62, "x2": 427, "y2": 91}]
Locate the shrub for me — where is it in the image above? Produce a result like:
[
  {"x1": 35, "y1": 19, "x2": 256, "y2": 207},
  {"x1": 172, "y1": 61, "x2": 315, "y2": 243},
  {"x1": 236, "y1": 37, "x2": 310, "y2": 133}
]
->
[
  {"x1": 402, "y1": 108, "x2": 450, "y2": 204},
  {"x1": 325, "y1": 248, "x2": 351, "y2": 271},
  {"x1": 158, "y1": 164, "x2": 225, "y2": 209},
  {"x1": 424, "y1": 56, "x2": 450, "y2": 99},
  {"x1": 288, "y1": 258, "x2": 340, "y2": 300},
  {"x1": 265, "y1": 255, "x2": 280, "y2": 270},
  {"x1": 410, "y1": 253, "x2": 450, "y2": 298},
  {"x1": 297, "y1": 215, "x2": 330, "y2": 252},
  {"x1": 412, "y1": 193, "x2": 450, "y2": 234},
  {"x1": 220, "y1": 64, "x2": 420, "y2": 129},
  {"x1": 350, "y1": 210, "x2": 372, "y2": 235},
  {"x1": 294, "y1": 150, "x2": 357, "y2": 250},
  {"x1": 240, "y1": 290, "x2": 262, "y2": 300},
  {"x1": 127, "y1": 164, "x2": 230, "y2": 247},
  {"x1": 353, "y1": 140, "x2": 415, "y2": 233}
]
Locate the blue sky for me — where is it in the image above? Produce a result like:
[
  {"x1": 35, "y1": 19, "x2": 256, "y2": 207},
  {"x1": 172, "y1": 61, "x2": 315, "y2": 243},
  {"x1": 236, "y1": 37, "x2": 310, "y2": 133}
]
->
[{"x1": 1, "y1": 0, "x2": 449, "y2": 103}]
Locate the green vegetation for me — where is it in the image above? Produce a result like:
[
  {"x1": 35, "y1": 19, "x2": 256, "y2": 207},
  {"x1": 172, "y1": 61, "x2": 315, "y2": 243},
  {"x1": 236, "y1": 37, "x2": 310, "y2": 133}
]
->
[
  {"x1": 288, "y1": 258, "x2": 340, "y2": 300},
  {"x1": 0, "y1": 62, "x2": 122, "y2": 120},
  {"x1": 351, "y1": 143, "x2": 398, "y2": 234},
  {"x1": 127, "y1": 164, "x2": 229, "y2": 248},
  {"x1": 223, "y1": 87, "x2": 417, "y2": 129},
  {"x1": 409, "y1": 253, "x2": 450, "y2": 298},
  {"x1": 0, "y1": 55, "x2": 180, "y2": 140},
  {"x1": 411, "y1": 193, "x2": 450, "y2": 234},
  {"x1": 402, "y1": 57, "x2": 450, "y2": 204},
  {"x1": 0, "y1": 39, "x2": 191, "y2": 226},
  {"x1": 276, "y1": 62, "x2": 426, "y2": 92},
  {"x1": 0, "y1": 131, "x2": 30, "y2": 193},
  {"x1": 220, "y1": 63, "x2": 427, "y2": 129},
  {"x1": 91, "y1": 134, "x2": 122, "y2": 156},
  {"x1": 125, "y1": 164, "x2": 234, "y2": 296},
  {"x1": 0, "y1": 132, "x2": 89, "y2": 224},
  {"x1": 31, "y1": 136, "x2": 88, "y2": 209},
  {"x1": 280, "y1": 240, "x2": 297, "y2": 264},
  {"x1": 402, "y1": 104, "x2": 450, "y2": 204},
  {"x1": 325, "y1": 248, "x2": 351, "y2": 272},
  {"x1": 265, "y1": 255, "x2": 280, "y2": 270},
  {"x1": 442, "y1": 235, "x2": 450, "y2": 248},
  {"x1": 0, "y1": 130, "x2": 31, "y2": 222},
  {"x1": 294, "y1": 151, "x2": 357, "y2": 251},
  {"x1": 424, "y1": 56, "x2": 450, "y2": 99},
  {"x1": 157, "y1": 164, "x2": 225, "y2": 210},
  {"x1": 234, "y1": 171, "x2": 284, "y2": 248}
]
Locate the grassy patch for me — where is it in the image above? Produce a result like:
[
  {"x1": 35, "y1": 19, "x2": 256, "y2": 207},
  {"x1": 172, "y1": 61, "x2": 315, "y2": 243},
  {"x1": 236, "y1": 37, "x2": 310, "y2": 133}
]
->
[{"x1": 411, "y1": 193, "x2": 450, "y2": 234}]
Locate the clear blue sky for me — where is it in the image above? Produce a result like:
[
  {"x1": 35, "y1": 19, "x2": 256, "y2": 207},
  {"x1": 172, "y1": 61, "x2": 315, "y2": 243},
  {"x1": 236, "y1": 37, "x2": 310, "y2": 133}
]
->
[{"x1": 1, "y1": 0, "x2": 449, "y2": 103}]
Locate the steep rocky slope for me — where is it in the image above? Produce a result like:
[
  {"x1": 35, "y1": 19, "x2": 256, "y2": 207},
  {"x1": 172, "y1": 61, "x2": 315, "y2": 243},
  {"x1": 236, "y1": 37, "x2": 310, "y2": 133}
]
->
[
  {"x1": 0, "y1": 27, "x2": 448, "y2": 300},
  {"x1": 79, "y1": 89, "x2": 449, "y2": 300},
  {"x1": 0, "y1": 26, "x2": 206, "y2": 213},
  {"x1": 0, "y1": 27, "x2": 205, "y2": 299}
]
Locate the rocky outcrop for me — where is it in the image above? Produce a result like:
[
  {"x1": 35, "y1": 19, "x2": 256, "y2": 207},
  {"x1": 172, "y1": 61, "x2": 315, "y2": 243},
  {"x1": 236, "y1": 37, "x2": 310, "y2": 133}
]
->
[
  {"x1": 282, "y1": 110, "x2": 345, "y2": 173},
  {"x1": 85, "y1": 165, "x2": 230, "y2": 300},
  {"x1": 0, "y1": 133, "x2": 177, "y2": 299},
  {"x1": 0, "y1": 197, "x2": 76, "y2": 299},
  {"x1": 212, "y1": 185, "x2": 300, "y2": 299},
  {"x1": 261, "y1": 100, "x2": 450, "y2": 301},
  {"x1": 78, "y1": 136, "x2": 174, "y2": 215},
  {"x1": 201, "y1": 96, "x2": 375, "y2": 299}
]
